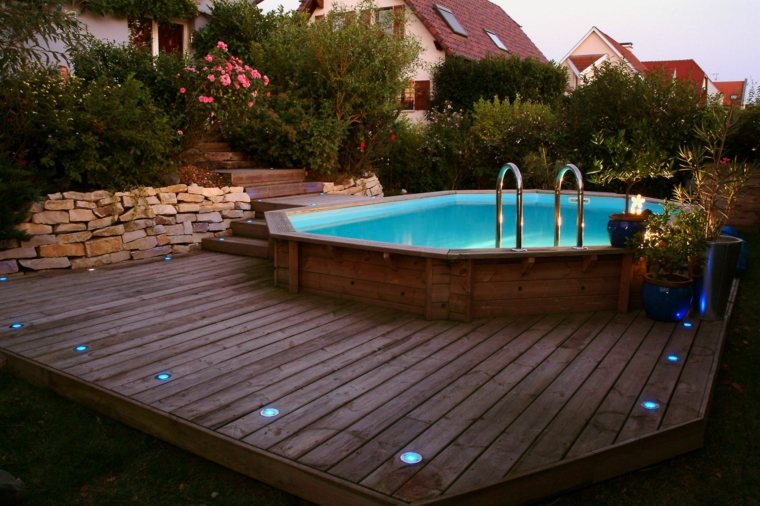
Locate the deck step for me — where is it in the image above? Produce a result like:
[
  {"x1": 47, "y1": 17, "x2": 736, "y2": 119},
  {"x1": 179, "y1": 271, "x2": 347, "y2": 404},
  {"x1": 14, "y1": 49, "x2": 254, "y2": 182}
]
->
[
  {"x1": 193, "y1": 141, "x2": 234, "y2": 152},
  {"x1": 201, "y1": 236, "x2": 271, "y2": 258},
  {"x1": 246, "y1": 181, "x2": 326, "y2": 200},
  {"x1": 230, "y1": 218, "x2": 269, "y2": 240},
  {"x1": 216, "y1": 168, "x2": 307, "y2": 187}
]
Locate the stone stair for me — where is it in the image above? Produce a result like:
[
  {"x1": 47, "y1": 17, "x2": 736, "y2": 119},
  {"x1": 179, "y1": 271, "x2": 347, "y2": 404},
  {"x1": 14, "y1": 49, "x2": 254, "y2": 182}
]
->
[{"x1": 201, "y1": 216, "x2": 272, "y2": 258}]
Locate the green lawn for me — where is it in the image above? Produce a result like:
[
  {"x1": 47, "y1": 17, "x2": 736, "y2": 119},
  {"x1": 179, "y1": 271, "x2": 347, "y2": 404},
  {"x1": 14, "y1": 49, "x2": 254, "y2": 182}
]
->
[{"x1": 1, "y1": 233, "x2": 758, "y2": 506}]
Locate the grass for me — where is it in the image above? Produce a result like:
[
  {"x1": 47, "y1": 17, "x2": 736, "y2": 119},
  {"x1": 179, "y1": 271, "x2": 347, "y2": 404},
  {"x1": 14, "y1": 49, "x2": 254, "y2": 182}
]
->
[{"x1": 1, "y1": 233, "x2": 759, "y2": 506}]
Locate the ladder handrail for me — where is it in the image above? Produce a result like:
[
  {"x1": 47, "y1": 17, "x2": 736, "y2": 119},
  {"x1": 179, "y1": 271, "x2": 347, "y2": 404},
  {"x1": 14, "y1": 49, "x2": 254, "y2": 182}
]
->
[
  {"x1": 554, "y1": 164, "x2": 585, "y2": 248},
  {"x1": 496, "y1": 163, "x2": 524, "y2": 250}
]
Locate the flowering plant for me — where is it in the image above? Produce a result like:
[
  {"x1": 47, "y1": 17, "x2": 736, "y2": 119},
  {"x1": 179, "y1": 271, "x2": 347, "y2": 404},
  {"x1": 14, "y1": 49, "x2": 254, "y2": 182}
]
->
[{"x1": 178, "y1": 41, "x2": 268, "y2": 130}]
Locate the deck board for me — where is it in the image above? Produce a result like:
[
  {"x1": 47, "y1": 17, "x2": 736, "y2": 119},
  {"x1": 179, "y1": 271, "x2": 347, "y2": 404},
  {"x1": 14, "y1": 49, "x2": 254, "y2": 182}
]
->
[{"x1": 0, "y1": 252, "x2": 731, "y2": 506}]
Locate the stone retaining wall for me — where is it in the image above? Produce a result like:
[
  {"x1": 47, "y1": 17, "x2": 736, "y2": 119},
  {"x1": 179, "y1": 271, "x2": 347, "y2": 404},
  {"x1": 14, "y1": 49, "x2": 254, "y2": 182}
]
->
[
  {"x1": 324, "y1": 174, "x2": 384, "y2": 196},
  {"x1": 0, "y1": 184, "x2": 252, "y2": 274}
]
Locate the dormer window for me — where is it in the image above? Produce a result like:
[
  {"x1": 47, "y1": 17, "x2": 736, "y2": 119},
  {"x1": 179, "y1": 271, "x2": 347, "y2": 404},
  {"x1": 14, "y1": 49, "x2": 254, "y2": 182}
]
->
[
  {"x1": 485, "y1": 30, "x2": 508, "y2": 52},
  {"x1": 434, "y1": 4, "x2": 467, "y2": 37}
]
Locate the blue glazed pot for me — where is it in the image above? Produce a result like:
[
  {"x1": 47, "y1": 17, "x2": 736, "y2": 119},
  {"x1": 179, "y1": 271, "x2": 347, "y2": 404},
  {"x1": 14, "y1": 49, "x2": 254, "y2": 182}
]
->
[
  {"x1": 607, "y1": 213, "x2": 647, "y2": 248},
  {"x1": 642, "y1": 274, "x2": 693, "y2": 322}
]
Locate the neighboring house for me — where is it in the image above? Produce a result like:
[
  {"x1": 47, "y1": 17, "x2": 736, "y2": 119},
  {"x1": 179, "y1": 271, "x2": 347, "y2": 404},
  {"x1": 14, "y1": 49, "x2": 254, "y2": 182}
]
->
[
  {"x1": 713, "y1": 80, "x2": 748, "y2": 107},
  {"x1": 641, "y1": 59, "x2": 720, "y2": 97},
  {"x1": 560, "y1": 26, "x2": 647, "y2": 91},
  {"x1": 560, "y1": 25, "x2": 739, "y2": 104},
  {"x1": 56, "y1": 1, "x2": 215, "y2": 62},
  {"x1": 299, "y1": 0, "x2": 547, "y2": 119}
]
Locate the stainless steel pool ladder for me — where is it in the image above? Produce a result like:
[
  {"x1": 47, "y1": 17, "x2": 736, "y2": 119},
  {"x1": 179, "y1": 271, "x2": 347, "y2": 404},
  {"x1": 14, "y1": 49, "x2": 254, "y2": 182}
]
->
[
  {"x1": 554, "y1": 163, "x2": 585, "y2": 249},
  {"x1": 495, "y1": 162, "x2": 524, "y2": 250}
]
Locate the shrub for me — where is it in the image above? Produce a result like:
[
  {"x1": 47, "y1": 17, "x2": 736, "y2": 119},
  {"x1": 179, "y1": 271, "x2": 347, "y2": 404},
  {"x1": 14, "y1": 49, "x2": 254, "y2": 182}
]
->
[
  {"x1": 0, "y1": 69, "x2": 175, "y2": 192},
  {"x1": 726, "y1": 105, "x2": 760, "y2": 163},
  {"x1": 0, "y1": 154, "x2": 38, "y2": 241},
  {"x1": 227, "y1": 1, "x2": 420, "y2": 179},
  {"x1": 470, "y1": 96, "x2": 561, "y2": 188},
  {"x1": 379, "y1": 119, "x2": 435, "y2": 194},
  {"x1": 430, "y1": 55, "x2": 567, "y2": 112}
]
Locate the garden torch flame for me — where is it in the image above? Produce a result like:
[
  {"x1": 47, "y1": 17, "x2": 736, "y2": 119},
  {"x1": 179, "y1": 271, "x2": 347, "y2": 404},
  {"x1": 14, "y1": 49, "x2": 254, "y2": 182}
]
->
[{"x1": 631, "y1": 194, "x2": 646, "y2": 215}]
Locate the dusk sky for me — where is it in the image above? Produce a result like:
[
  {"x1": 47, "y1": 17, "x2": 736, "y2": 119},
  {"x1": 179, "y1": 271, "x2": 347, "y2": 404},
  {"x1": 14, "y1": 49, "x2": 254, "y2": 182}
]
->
[{"x1": 258, "y1": 0, "x2": 759, "y2": 84}]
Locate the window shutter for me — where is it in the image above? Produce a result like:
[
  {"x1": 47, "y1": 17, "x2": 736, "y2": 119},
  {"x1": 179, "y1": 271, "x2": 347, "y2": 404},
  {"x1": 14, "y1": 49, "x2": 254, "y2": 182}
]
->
[
  {"x1": 393, "y1": 5, "x2": 405, "y2": 38},
  {"x1": 414, "y1": 80, "x2": 430, "y2": 111}
]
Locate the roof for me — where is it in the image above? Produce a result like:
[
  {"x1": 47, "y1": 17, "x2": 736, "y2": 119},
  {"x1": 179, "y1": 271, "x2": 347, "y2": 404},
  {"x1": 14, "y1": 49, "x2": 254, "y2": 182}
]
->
[
  {"x1": 568, "y1": 54, "x2": 604, "y2": 74},
  {"x1": 594, "y1": 27, "x2": 648, "y2": 73},
  {"x1": 300, "y1": 0, "x2": 546, "y2": 62},
  {"x1": 714, "y1": 80, "x2": 746, "y2": 105},
  {"x1": 642, "y1": 59, "x2": 709, "y2": 89}
]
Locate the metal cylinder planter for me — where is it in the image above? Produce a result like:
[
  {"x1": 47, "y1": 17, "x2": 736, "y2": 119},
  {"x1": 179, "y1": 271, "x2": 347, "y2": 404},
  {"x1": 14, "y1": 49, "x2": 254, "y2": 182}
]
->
[
  {"x1": 642, "y1": 273, "x2": 693, "y2": 322},
  {"x1": 696, "y1": 235, "x2": 743, "y2": 320}
]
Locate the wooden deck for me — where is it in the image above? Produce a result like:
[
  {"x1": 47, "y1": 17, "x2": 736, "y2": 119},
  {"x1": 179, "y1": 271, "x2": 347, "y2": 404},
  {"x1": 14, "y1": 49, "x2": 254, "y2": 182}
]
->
[{"x1": 0, "y1": 252, "x2": 731, "y2": 505}]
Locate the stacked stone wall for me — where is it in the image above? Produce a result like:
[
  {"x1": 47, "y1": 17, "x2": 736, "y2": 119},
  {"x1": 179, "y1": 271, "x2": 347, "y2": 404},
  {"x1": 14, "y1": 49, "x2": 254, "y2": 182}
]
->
[{"x1": 0, "y1": 184, "x2": 252, "y2": 274}]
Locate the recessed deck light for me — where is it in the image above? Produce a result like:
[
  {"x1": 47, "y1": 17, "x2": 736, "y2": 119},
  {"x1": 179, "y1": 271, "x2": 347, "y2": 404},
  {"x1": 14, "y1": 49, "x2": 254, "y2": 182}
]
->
[
  {"x1": 0, "y1": 276, "x2": 7, "y2": 282},
  {"x1": 683, "y1": 321, "x2": 693, "y2": 328},
  {"x1": 74, "y1": 344, "x2": 89, "y2": 352},
  {"x1": 9, "y1": 322, "x2": 23, "y2": 329},
  {"x1": 155, "y1": 372, "x2": 171, "y2": 381},
  {"x1": 247, "y1": 219, "x2": 254, "y2": 223},
  {"x1": 260, "y1": 407, "x2": 279, "y2": 418},
  {"x1": 218, "y1": 237, "x2": 225, "y2": 241},
  {"x1": 400, "y1": 452, "x2": 422, "y2": 464},
  {"x1": 642, "y1": 401, "x2": 659, "y2": 410},
  {"x1": 88, "y1": 268, "x2": 96, "y2": 271},
  {"x1": 164, "y1": 255, "x2": 172, "y2": 261},
  {"x1": 667, "y1": 354, "x2": 679, "y2": 363}
]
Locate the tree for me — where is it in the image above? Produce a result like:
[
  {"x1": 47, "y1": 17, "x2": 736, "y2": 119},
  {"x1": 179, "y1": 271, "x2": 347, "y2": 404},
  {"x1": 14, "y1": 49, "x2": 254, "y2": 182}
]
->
[{"x1": 0, "y1": 0, "x2": 87, "y2": 75}]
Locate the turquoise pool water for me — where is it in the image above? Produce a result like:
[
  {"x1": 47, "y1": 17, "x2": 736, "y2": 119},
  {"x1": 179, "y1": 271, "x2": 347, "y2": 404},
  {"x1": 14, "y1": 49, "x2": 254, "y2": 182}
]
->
[{"x1": 288, "y1": 193, "x2": 662, "y2": 249}]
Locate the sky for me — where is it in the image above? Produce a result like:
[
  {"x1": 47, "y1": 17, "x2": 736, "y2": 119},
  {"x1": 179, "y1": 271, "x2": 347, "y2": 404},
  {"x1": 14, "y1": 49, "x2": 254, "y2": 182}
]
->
[{"x1": 257, "y1": 0, "x2": 759, "y2": 83}]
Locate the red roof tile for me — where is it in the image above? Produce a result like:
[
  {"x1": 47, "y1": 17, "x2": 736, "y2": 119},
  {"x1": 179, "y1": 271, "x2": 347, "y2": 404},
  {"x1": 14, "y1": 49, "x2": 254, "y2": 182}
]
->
[
  {"x1": 568, "y1": 54, "x2": 604, "y2": 73},
  {"x1": 714, "y1": 80, "x2": 746, "y2": 105},
  {"x1": 642, "y1": 59, "x2": 709, "y2": 90},
  {"x1": 405, "y1": 0, "x2": 546, "y2": 62},
  {"x1": 595, "y1": 28, "x2": 648, "y2": 73}
]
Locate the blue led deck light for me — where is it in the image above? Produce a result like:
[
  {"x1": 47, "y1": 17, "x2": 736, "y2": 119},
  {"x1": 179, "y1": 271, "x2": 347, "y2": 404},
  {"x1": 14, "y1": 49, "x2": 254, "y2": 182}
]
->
[
  {"x1": 218, "y1": 237, "x2": 225, "y2": 241},
  {"x1": 683, "y1": 321, "x2": 693, "y2": 328},
  {"x1": 260, "y1": 407, "x2": 280, "y2": 418},
  {"x1": 9, "y1": 322, "x2": 23, "y2": 329},
  {"x1": 164, "y1": 255, "x2": 172, "y2": 261},
  {"x1": 400, "y1": 452, "x2": 423, "y2": 464},
  {"x1": 642, "y1": 401, "x2": 659, "y2": 410},
  {"x1": 247, "y1": 219, "x2": 254, "y2": 224},
  {"x1": 667, "y1": 354, "x2": 679, "y2": 363},
  {"x1": 74, "y1": 344, "x2": 89, "y2": 353},
  {"x1": 155, "y1": 372, "x2": 171, "y2": 381},
  {"x1": 0, "y1": 276, "x2": 8, "y2": 281}
]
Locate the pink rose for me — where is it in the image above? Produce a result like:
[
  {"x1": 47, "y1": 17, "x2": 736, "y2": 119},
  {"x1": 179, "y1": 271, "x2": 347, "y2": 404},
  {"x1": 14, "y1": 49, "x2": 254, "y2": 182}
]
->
[
  {"x1": 179, "y1": 87, "x2": 186, "y2": 94},
  {"x1": 207, "y1": 74, "x2": 216, "y2": 82},
  {"x1": 217, "y1": 41, "x2": 228, "y2": 51},
  {"x1": 247, "y1": 101, "x2": 254, "y2": 107},
  {"x1": 263, "y1": 75, "x2": 270, "y2": 86},
  {"x1": 237, "y1": 74, "x2": 250, "y2": 88},
  {"x1": 220, "y1": 74, "x2": 231, "y2": 86},
  {"x1": 177, "y1": 130, "x2": 184, "y2": 136},
  {"x1": 204, "y1": 54, "x2": 213, "y2": 62}
]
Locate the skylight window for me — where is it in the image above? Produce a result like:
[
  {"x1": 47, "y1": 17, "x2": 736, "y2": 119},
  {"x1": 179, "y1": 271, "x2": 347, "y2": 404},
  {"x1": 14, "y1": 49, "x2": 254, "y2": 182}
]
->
[
  {"x1": 434, "y1": 4, "x2": 468, "y2": 37},
  {"x1": 485, "y1": 30, "x2": 508, "y2": 51}
]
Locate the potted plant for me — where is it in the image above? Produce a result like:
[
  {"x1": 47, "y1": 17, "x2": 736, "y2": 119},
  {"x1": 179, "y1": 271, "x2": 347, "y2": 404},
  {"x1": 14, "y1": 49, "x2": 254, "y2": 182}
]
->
[
  {"x1": 674, "y1": 105, "x2": 750, "y2": 319},
  {"x1": 589, "y1": 126, "x2": 674, "y2": 247},
  {"x1": 629, "y1": 202, "x2": 707, "y2": 321}
]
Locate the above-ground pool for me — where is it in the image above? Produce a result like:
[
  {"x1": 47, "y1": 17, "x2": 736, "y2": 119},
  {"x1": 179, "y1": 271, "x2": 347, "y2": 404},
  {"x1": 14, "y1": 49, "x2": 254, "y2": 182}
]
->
[{"x1": 266, "y1": 191, "x2": 659, "y2": 321}]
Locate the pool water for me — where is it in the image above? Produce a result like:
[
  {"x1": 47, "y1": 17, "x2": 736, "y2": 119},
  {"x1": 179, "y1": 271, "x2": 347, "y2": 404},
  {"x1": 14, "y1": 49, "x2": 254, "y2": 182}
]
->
[{"x1": 288, "y1": 193, "x2": 662, "y2": 249}]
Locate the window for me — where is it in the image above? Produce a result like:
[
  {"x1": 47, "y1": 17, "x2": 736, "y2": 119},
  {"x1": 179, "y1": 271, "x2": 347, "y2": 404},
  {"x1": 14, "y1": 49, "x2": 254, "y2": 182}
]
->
[
  {"x1": 400, "y1": 80, "x2": 430, "y2": 111},
  {"x1": 485, "y1": 30, "x2": 508, "y2": 52},
  {"x1": 128, "y1": 18, "x2": 187, "y2": 56},
  {"x1": 434, "y1": 4, "x2": 467, "y2": 37},
  {"x1": 128, "y1": 18, "x2": 152, "y2": 50},
  {"x1": 376, "y1": 6, "x2": 404, "y2": 38}
]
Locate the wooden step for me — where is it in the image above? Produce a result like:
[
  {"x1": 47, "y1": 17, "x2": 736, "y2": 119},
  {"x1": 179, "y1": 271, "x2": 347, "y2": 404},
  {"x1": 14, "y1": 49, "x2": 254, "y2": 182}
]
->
[
  {"x1": 246, "y1": 182, "x2": 326, "y2": 200},
  {"x1": 194, "y1": 141, "x2": 233, "y2": 152},
  {"x1": 195, "y1": 151, "x2": 250, "y2": 162},
  {"x1": 196, "y1": 160, "x2": 259, "y2": 172},
  {"x1": 230, "y1": 218, "x2": 269, "y2": 240},
  {"x1": 201, "y1": 236, "x2": 271, "y2": 258},
  {"x1": 216, "y1": 168, "x2": 307, "y2": 187}
]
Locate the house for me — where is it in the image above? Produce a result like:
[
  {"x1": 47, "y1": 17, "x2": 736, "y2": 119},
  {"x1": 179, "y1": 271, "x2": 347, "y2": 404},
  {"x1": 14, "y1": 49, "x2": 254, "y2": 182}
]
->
[
  {"x1": 560, "y1": 26, "x2": 647, "y2": 91},
  {"x1": 298, "y1": 0, "x2": 547, "y2": 119},
  {"x1": 56, "y1": 1, "x2": 216, "y2": 61},
  {"x1": 641, "y1": 59, "x2": 720, "y2": 97},
  {"x1": 560, "y1": 26, "x2": 730, "y2": 102},
  {"x1": 713, "y1": 80, "x2": 748, "y2": 107}
]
